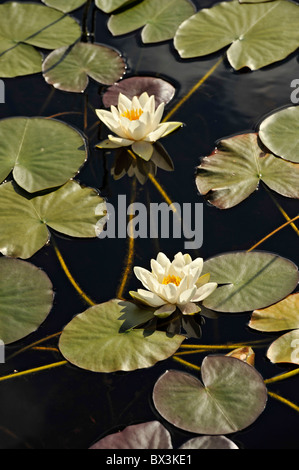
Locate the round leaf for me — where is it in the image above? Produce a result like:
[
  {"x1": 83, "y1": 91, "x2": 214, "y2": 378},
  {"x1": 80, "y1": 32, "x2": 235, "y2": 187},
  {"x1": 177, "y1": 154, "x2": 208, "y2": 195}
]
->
[
  {"x1": 249, "y1": 294, "x2": 299, "y2": 332},
  {"x1": 0, "y1": 117, "x2": 87, "y2": 193},
  {"x1": 267, "y1": 330, "x2": 299, "y2": 365},
  {"x1": 153, "y1": 356, "x2": 268, "y2": 435},
  {"x1": 59, "y1": 299, "x2": 185, "y2": 372},
  {"x1": 95, "y1": 0, "x2": 135, "y2": 13},
  {"x1": 201, "y1": 252, "x2": 299, "y2": 313},
  {"x1": 0, "y1": 2, "x2": 81, "y2": 78},
  {"x1": 179, "y1": 436, "x2": 238, "y2": 450},
  {"x1": 108, "y1": 0, "x2": 195, "y2": 44},
  {"x1": 102, "y1": 76, "x2": 175, "y2": 109},
  {"x1": 90, "y1": 421, "x2": 173, "y2": 449},
  {"x1": 0, "y1": 181, "x2": 106, "y2": 259},
  {"x1": 43, "y1": 42, "x2": 126, "y2": 93},
  {"x1": 196, "y1": 133, "x2": 299, "y2": 209},
  {"x1": 0, "y1": 257, "x2": 53, "y2": 344},
  {"x1": 259, "y1": 106, "x2": 299, "y2": 163},
  {"x1": 41, "y1": 0, "x2": 87, "y2": 12},
  {"x1": 174, "y1": 0, "x2": 299, "y2": 70}
]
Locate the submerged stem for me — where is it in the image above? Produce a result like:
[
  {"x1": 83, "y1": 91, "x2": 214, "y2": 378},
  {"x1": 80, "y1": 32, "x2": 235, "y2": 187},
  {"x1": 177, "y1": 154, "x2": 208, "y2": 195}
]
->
[
  {"x1": 0, "y1": 361, "x2": 67, "y2": 383},
  {"x1": 267, "y1": 391, "x2": 299, "y2": 414}
]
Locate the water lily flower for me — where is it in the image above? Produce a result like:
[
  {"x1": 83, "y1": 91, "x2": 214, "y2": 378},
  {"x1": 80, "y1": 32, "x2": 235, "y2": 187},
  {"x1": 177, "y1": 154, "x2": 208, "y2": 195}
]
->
[
  {"x1": 96, "y1": 92, "x2": 183, "y2": 162},
  {"x1": 130, "y1": 252, "x2": 218, "y2": 318}
]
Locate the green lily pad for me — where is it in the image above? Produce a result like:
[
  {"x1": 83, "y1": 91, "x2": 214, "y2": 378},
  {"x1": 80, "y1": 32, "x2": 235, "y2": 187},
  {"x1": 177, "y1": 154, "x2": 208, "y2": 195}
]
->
[
  {"x1": 195, "y1": 133, "x2": 299, "y2": 209},
  {"x1": 108, "y1": 0, "x2": 195, "y2": 44},
  {"x1": 179, "y1": 436, "x2": 238, "y2": 449},
  {"x1": 249, "y1": 294, "x2": 299, "y2": 332},
  {"x1": 153, "y1": 356, "x2": 268, "y2": 434},
  {"x1": 0, "y1": 117, "x2": 87, "y2": 193},
  {"x1": 259, "y1": 106, "x2": 299, "y2": 164},
  {"x1": 0, "y1": 2, "x2": 81, "y2": 78},
  {"x1": 41, "y1": 0, "x2": 87, "y2": 12},
  {"x1": 0, "y1": 180, "x2": 106, "y2": 259},
  {"x1": 59, "y1": 299, "x2": 185, "y2": 373},
  {"x1": 267, "y1": 330, "x2": 299, "y2": 365},
  {"x1": 174, "y1": 0, "x2": 299, "y2": 70},
  {"x1": 0, "y1": 257, "x2": 53, "y2": 344},
  {"x1": 201, "y1": 252, "x2": 299, "y2": 313},
  {"x1": 43, "y1": 42, "x2": 126, "y2": 93},
  {"x1": 90, "y1": 421, "x2": 173, "y2": 449},
  {"x1": 95, "y1": 0, "x2": 135, "y2": 13}
]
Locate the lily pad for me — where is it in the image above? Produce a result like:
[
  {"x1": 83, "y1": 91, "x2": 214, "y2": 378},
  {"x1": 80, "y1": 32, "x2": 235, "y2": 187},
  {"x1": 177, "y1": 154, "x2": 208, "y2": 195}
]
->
[
  {"x1": 201, "y1": 251, "x2": 299, "y2": 313},
  {"x1": 0, "y1": 180, "x2": 106, "y2": 259},
  {"x1": 90, "y1": 421, "x2": 173, "y2": 449},
  {"x1": 153, "y1": 356, "x2": 268, "y2": 434},
  {"x1": 195, "y1": 133, "x2": 299, "y2": 209},
  {"x1": 174, "y1": 0, "x2": 299, "y2": 70},
  {"x1": 102, "y1": 76, "x2": 176, "y2": 109},
  {"x1": 267, "y1": 330, "x2": 299, "y2": 365},
  {"x1": 43, "y1": 42, "x2": 126, "y2": 93},
  {"x1": 179, "y1": 436, "x2": 238, "y2": 450},
  {"x1": 249, "y1": 294, "x2": 299, "y2": 332},
  {"x1": 0, "y1": 117, "x2": 87, "y2": 193},
  {"x1": 108, "y1": 0, "x2": 195, "y2": 44},
  {"x1": 41, "y1": 0, "x2": 87, "y2": 12},
  {"x1": 95, "y1": 0, "x2": 135, "y2": 13},
  {"x1": 0, "y1": 257, "x2": 53, "y2": 344},
  {"x1": 259, "y1": 106, "x2": 299, "y2": 164},
  {"x1": 59, "y1": 299, "x2": 185, "y2": 373},
  {"x1": 0, "y1": 2, "x2": 81, "y2": 78}
]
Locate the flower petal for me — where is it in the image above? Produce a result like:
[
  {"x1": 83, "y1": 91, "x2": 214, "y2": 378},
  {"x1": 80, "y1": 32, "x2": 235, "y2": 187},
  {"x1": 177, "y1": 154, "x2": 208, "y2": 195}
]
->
[
  {"x1": 136, "y1": 289, "x2": 165, "y2": 307},
  {"x1": 156, "y1": 252, "x2": 171, "y2": 269},
  {"x1": 178, "y1": 286, "x2": 197, "y2": 305},
  {"x1": 96, "y1": 139, "x2": 123, "y2": 149},
  {"x1": 146, "y1": 122, "x2": 182, "y2": 142},
  {"x1": 107, "y1": 135, "x2": 133, "y2": 147},
  {"x1": 154, "y1": 304, "x2": 177, "y2": 318},
  {"x1": 118, "y1": 93, "x2": 132, "y2": 110},
  {"x1": 132, "y1": 141, "x2": 154, "y2": 161},
  {"x1": 178, "y1": 302, "x2": 201, "y2": 316},
  {"x1": 192, "y1": 282, "x2": 218, "y2": 302}
]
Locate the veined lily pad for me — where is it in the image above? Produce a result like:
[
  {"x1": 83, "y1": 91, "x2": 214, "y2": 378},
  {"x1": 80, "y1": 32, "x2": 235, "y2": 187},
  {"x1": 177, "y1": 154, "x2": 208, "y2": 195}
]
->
[
  {"x1": 195, "y1": 133, "x2": 299, "y2": 209},
  {"x1": 201, "y1": 252, "x2": 299, "y2": 313},
  {"x1": 259, "y1": 106, "x2": 299, "y2": 164},
  {"x1": 95, "y1": 0, "x2": 135, "y2": 12},
  {"x1": 249, "y1": 294, "x2": 299, "y2": 332},
  {"x1": 102, "y1": 76, "x2": 176, "y2": 109},
  {"x1": 108, "y1": 0, "x2": 195, "y2": 44},
  {"x1": 43, "y1": 42, "x2": 126, "y2": 93},
  {"x1": 153, "y1": 356, "x2": 268, "y2": 434},
  {"x1": 174, "y1": 0, "x2": 299, "y2": 70},
  {"x1": 0, "y1": 257, "x2": 53, "y2": 344},
  {"x1": 0, "y1": 2, "x2": 81, "y2": 78},
  {"x1": 0, "y1": 117, "x2": 87, "y2": 193},
  {"x1": 41, "y1": 0, "x2": 87, "y2": 12},
  {"x1": 0, "y1": 181, "x2": 106, "y2": 259},
  {"x1": 59, "y1": 299, "x2": 185, "y2": 373},
  {"x1": 267, "y1": 330, "x2": 299, "y2": 365},
  {"x1": 179, "y1": 436, "x2": 238, "y2": 450}
]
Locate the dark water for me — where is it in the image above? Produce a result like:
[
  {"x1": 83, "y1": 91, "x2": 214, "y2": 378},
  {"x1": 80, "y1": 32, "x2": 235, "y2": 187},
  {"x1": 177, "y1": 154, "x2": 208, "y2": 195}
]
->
[{"x1": 0, "y1": 0, "x2": 299, "y2": 449}]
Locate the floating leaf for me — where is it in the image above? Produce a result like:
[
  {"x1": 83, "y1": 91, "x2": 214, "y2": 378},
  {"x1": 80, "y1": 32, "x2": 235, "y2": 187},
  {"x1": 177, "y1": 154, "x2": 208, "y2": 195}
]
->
[
  {"x1": 0, "y1": 181, "x2": 106, "y2": 259},
  {"x1": 0, "y1": 2, "x2": 81, "y2": 78},
  {"x1": 41, "y1": 0, "x2": 87, "y2": 12},
  {"x1": 201, "y1": 252, "x2": 299, "y2": 313},
  {"x1": 59, "y1": 299, "x2": 185, "y2": 373},
  {"x1": 249, "y1": 294, "x2": 299, "y2": 332},
  {"x1": 179, "y1": 436, "x2": 238, "y2": 450},
  {"x1": 267, "y1": 330, "x2": 299, "y2": 365},
  {"x1": 108, "y1": 0, "x2": 195, "y2": 44},
  {"x1": 90, "y1": 421, "x2": 173, "y2": 449},
  {"x1": 195, "y1": 133, "x2": 299, "y2": 209},
  {"x1": 95, "y1": 0, "x2": 135, "y2": 13},
  {"x1": 259, "y1": 106, "x2": 299, "y2": 164},
  {"x1": 0, "y1": 257, "x2": 53, "y2": 344},
  {"x1": 153, "y1": 356, "x2": 267, "y2": 434},
  {"x1": 0, "y1": 117, "x2": 87, "y2": 193},
  {"x1": 43, "y1": 42, "x2": 126, "y2": 93},
  {"x1": 102, "y1": 76, "x2": 176, "y2": 109},
  {"x1": 174, "y1": 0, "x2": 299, "y2": 70}
]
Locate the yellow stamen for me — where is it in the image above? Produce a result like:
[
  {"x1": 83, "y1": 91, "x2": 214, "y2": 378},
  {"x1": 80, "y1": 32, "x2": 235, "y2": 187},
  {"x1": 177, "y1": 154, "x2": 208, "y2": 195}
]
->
[
  {"x1": 162, "y1": 275, "x2": 182, "y2": 286},
  {"x1": 121, "y1": 108, "x2": 143, "y2": 121}
]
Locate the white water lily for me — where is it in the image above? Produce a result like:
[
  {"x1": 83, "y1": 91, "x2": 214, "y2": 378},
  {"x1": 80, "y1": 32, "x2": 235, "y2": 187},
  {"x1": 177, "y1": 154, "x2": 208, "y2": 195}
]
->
[
  {"x1": 96, "y1": 92, "x2": 182, "y2": 161},
  {"x1": 130, "y1": 252, "x2": 218, "y2": 318}
]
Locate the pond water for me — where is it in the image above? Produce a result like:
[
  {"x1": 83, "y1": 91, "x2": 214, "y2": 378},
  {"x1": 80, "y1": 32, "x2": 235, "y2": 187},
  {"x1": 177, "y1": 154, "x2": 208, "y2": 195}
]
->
[{"x1": 0, "y1": 0, "x2": 299, "y2": 450}]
